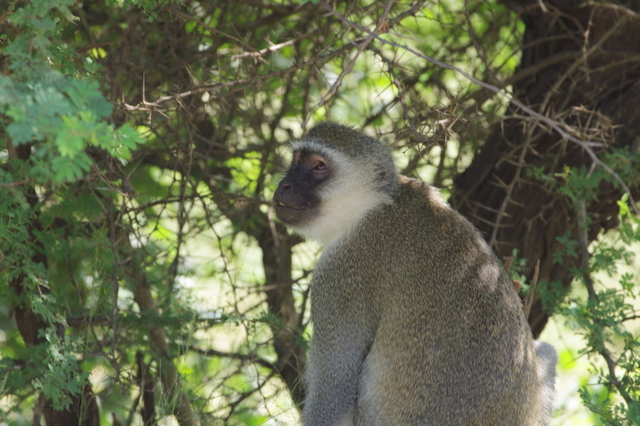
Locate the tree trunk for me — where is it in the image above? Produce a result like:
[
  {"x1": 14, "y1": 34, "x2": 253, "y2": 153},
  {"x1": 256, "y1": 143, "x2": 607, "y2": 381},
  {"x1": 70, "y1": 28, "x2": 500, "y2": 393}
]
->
[
  {"x1": 258, "y1": 225, "x2": 307, "y2": 408},
  {"x1": 451, "y1": 0, "x2": 640, "y2": 337},
  {"x1": 8, "y1": 144, "x2": 100, "y2": 426}
]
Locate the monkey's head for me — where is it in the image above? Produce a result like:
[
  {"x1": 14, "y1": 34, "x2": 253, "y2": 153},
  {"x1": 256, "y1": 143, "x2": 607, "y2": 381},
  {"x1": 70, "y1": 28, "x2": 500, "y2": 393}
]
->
[{"x1": 273, "y1": 122, "x2": 397, "y2": 245}]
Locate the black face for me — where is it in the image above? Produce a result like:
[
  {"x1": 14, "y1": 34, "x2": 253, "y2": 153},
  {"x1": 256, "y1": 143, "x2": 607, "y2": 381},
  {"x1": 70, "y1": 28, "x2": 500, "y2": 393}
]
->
[{"x1": 273, "y1": 151, "x2": 331, "y2": 226}]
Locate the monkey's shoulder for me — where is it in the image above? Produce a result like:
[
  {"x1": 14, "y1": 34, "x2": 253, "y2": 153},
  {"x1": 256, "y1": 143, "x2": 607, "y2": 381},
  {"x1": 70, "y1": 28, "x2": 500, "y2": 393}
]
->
[
  {"x1": 377, "y1": 175, "x2": 477, "y2": 239},
  {"x1": 393, "y1": 175, "x2": 452, "y2": 213},
  {"x1": 321, "y1": 175, "x2": 485, "y2": 266}
]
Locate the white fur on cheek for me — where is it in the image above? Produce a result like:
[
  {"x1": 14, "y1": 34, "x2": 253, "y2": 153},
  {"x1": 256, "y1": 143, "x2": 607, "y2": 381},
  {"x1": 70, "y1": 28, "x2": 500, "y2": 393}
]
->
[
  {"x1": 295, "y1": 187, "x2": 390, "y2": 245},
  {"x1": 293, "y1": 170, "x2": 391, "y2": 245}
]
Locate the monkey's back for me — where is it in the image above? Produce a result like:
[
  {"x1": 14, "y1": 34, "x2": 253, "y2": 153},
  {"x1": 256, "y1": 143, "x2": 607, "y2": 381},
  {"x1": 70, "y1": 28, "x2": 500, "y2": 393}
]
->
[{"x1": 314, "y1": 175, "x2": 548, "y2": 425}]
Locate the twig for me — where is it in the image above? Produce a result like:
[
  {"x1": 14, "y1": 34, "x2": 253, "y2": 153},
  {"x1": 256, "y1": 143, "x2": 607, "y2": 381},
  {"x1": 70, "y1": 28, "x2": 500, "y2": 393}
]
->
[
  {"x1": 504, "y1": 256, "x2": 523, "y2": 293},
  {"x1": 503, "y1": 256, "x2": 513, "y2": 274},
  {"x1": 539, "y1": 15, "x2": 630, "y2": 114},
  {"x1": 524, "y1": 260, "x2": 540, "y2": 319},
  {"x1": 577, "y1": 200, "x2": 597, "y2": 300},
  {"x1": 190, "y1": 347, "x2": 276, "y2": 370},
  {"x1": 231, "y1": 29, "x2": 319, "y2": 60},
  {"x1": 121, "y1": 43, "x2": 357, "y2": 111},
  {"x1": 489, "y1": 126, "x2": 533, "y2": 249},
  {"x1": 0, "y1": 179, "x2": 30, "y2": 187}
]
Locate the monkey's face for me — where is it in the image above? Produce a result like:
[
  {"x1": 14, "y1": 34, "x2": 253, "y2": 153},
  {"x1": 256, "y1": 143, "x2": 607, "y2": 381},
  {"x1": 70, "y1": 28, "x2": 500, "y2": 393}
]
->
[{"x1": 273, "y1": 150, "x2": 331, "y2": 227}]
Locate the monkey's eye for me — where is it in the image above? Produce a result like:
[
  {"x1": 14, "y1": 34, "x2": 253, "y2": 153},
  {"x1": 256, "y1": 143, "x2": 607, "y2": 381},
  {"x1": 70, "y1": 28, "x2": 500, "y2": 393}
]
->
[
  {"x1": 310, "y1": 161, "x2": 329, "y2": 179},
  {"x1": 313, "y1": 161, "x2": 327, "y2": 171}
]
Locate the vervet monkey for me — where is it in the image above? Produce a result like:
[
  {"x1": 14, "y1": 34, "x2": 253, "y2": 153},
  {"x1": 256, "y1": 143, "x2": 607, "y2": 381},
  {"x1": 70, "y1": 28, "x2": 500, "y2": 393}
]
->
[{"x1": 273, "y1": 122, "x2": 557, "y2": 425}]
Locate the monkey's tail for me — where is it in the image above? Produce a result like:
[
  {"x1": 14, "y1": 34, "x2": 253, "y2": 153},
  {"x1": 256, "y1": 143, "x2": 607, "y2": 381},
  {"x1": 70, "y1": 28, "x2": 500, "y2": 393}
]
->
[{"x1": 534, "y1": 340, "x2": 557, "y2": 425}]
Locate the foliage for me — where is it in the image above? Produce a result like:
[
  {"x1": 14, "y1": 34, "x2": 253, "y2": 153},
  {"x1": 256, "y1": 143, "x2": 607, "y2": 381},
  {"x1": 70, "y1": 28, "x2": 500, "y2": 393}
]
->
[
  {"x1": 0, "y1": 0, "x2": 638, "y2": 425},
  {"x1": 543, "y1": 194, "x2": 640, "y2": 425}
]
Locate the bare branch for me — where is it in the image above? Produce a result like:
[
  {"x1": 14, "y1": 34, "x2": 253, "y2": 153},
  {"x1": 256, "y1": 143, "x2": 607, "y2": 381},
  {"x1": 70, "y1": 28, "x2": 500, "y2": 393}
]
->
[
  {"x1": 303, "y1": 0, "x2": 397, "y2": 126},
  {"x1": 321, "y1": 1, "x2": 639, "y2": 213}
]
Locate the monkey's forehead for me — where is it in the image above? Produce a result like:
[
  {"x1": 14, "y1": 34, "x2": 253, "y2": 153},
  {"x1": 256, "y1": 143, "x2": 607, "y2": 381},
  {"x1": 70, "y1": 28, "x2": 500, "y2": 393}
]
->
[
  {"x1": 299, "y1": 121, "x2": 390, "y2": 158},
  {"x1": 305, "y1": 121, "x2": 363, "y2": 142},
  {"x1": 290, "y1": 139, "x2": 338, "y2": 157},
  {"x1": 290, "y1": 136, "x2": 390, "y2": 161},
  {"x1": 290, "y1": 139, "x2": 381, "y2": 168}
]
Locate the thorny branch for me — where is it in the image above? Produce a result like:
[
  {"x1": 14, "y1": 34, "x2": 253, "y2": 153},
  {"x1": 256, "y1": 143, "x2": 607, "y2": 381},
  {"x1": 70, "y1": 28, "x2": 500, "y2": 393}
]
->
[
  {"x1": 303, "y1": 0, "x2": 396, "y2": 126},
  {"x1": 576, "y1": 200, "x2": 634, "y2": 406},
  {"x1": 320, "y1": 1, "x2": 639, "y2": 213}
]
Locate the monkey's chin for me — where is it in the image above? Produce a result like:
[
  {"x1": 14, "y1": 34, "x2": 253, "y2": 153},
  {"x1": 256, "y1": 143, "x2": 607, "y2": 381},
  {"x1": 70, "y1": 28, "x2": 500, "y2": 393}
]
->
[{"x1": 274, "y1": 204, "x2": 316, "y2": 227}]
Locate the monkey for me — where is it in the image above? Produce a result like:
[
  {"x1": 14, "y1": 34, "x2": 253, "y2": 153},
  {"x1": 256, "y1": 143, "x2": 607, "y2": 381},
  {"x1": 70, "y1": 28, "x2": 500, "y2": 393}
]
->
[{"x1": 273, "y1": 122, "x2": 557, "y2": 426}]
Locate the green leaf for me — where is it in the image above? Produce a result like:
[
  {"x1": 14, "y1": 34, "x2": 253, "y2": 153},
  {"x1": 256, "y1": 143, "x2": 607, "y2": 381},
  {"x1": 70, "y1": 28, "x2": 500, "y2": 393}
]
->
[
  {"x1": 51, "y1": 153, "x2": 92, "y2": 182},
  {"x1": 64, "y1": 79, "x2": 113, "y2": 119}
]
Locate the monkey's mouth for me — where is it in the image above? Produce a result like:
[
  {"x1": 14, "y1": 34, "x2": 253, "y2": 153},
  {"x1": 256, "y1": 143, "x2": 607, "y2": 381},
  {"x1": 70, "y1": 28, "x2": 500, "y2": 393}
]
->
[
  {"x1": 275, "y1": 202, "x2": 305, "y2": 211},
  {"x1": 274, "y1": 201, "x2": 316, "y2": 226}
]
